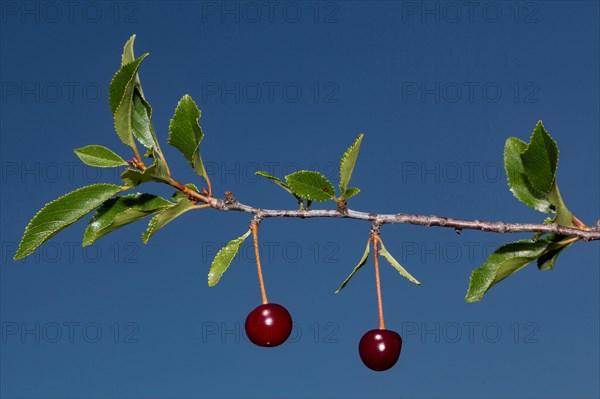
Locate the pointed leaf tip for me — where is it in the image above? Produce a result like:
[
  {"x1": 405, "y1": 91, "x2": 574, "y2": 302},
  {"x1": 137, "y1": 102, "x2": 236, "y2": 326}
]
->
[
  {"x1": 465, "y1": 240, "x2": 552, "y2": 302},
  {"x1": 15, "y1": 184, "x2": 123, "y2": 260},
  {"x1": 74, "y1": 145, "x2": 127, "y2": 168},
  {"x1": 339, "y1": 134, "x2": 364, "y2": 195}
]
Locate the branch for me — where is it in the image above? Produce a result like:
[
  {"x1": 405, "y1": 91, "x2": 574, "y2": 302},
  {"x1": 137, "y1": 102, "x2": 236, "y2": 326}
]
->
[{"x1": 167, "y1": 178, "x2": 600, "y2": 241}]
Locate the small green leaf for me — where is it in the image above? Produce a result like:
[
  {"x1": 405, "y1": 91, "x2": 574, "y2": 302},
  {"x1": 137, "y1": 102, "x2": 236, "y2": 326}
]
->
[
  {"x1": 378, "y1": 237, "x2": 421, "y2": 285},
  {"x1": 341, "y1": 187, "x2": 360, "y2": 201},
  {"x1": 168, "y1": 94, "x2": 207, "y2": 179},
  {"x1": 74, "y1": 145, "x2": 127, "y2": 168},
  {"x1": 504, "y1": 137, "x2": 552, "y2": 213},
  {"x1": 142, "y1": 198, "x2": 196, "y2": 243},
  {"x1": 466, "y1": 240, "x2": 550, "y2": 302},
  {"x1": 520, "y1": 121, "x2": 559, "y2": 194},
  {"x1": 335, "y1": 240, "x2": 370, "y2": 293},
  {"x1": 15, "y1": 184, "x2": 123, "y2": 259},
  {"x1": 208, "y1": 230, "x2": 252, "y2": 287},
  {"x1": 83, "y1": 193, "x2": 172, "y2": 246},
  {"x1": 339, "y1": 134, "x2": 364, "y2": 194},
  {"x1": 285, "y1": 171, "x2": 335, "y2": 202}
]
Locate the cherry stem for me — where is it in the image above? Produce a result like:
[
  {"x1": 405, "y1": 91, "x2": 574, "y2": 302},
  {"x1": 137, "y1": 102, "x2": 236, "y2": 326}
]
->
[
  {"x1": 372, "y1": 235, "x2": 385, "y2": 330},
  {"x1": 250, "y1": 221, "x2": 268, "y2": 305}
]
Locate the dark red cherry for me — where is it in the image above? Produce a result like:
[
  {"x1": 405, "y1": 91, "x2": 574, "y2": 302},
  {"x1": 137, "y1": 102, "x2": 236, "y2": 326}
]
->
[
  {"x1": 359, "y1": 329, "x2": 402, "y2": 371},
  {"x1": 245, "y1": 303, "x2": 292, "y2": 347}
]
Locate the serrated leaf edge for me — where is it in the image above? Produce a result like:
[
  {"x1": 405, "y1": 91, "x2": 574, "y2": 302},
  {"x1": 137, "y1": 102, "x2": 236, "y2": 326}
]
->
[
  {"x1": 339, "y1": 133, "x2": 364, "y2": 193},
  {"x1": 285, "y1": 170, "x2": 335, "y2": 202},
  {"x1": 208, "y1": 230, "x2": 252, "y2": 287},
  {"x1": 15, "y1": 184, "x2": 124, "y2": 259}
]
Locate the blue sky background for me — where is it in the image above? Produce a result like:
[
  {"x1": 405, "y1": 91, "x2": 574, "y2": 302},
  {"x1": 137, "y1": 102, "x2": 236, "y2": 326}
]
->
[{"x1": 1, "y1": 1, "x2": 599, "y2": 398}]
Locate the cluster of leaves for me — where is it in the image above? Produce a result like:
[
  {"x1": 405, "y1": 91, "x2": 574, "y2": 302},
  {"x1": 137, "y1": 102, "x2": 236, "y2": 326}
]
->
[
  {"x1": 14, "y1": 35, "x2": 208, "y2": 260},
  {"x1": 465, "y1": 121, "x2": 575, "y2": 302},
  {"x1": 255, "y1": 133, "x2": 364, "y2": 209},
  {"x1": 13, "y1": 36, "x2": 583, "y2": 304},
  {"x1": 207, "y1": 134, "x2": 422, "y2": 290}
]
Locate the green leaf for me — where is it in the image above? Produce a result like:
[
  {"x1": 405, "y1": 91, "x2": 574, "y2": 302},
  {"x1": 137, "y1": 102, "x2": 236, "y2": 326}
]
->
[
  {"x1": 378, "y1": 237, "x2": 421, "y2": 285},
  {"x1": 118, "y1": 35, "x2": 159, "y2": 151},
  {"x1": 335, "y1": 240, "x2": 370, "y2": 293},
  {"x1": 520, "y1": 121, "x2": 559, "y2": 194},
  {"x1": 547, "y1": 182, "x2": 573, "y2": 226},
  {"x1": 285, "y1": 171, "x2": 335, "y2": 202},
  {"x1": 74, "y1": 145, "x2": 127, "y2": 168},
  {"x1": 83, "y1": 193, "x2": 172, "y2": 246},
  {"x1": 504, "y1": 137, "x2": 553, "y2": 213},
  {"x1": 339, "y1": 134, "x2": 364, "y2": 194},
  {"x1": 466, "y1": 240, "x2": 551, "y2": 302},
  {"x1": 341, "y1": 187, "x2": 360, "y2": 201},
  {"x1": 168, "y1": 95, "x2": 208, "y2": 178},
  {"x1": 121, "y1": 34, "x2": 137, "y2": 67},
  {"x1": 131, "y1": 91, "x2": 158, "y2": 149},
  {"x1": 109, "y1": 51, "x2": 153, "y2": 151},
  {"x1": 109, "y1": 54, "x2": 148, "y2": 116},
  {"x1": 208, "y1": 230, "x2": 252, "y2": 287},
  {"x1": 120, "y1": 35, "x2": 144, "y2": 94},
  {"x1": 15, "y1": 184, "x2": 123, "y2": 260},
  {"x1": 142, "y1": 198, "x2": 196, "y2": 243}
]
